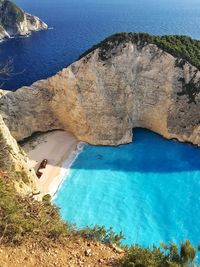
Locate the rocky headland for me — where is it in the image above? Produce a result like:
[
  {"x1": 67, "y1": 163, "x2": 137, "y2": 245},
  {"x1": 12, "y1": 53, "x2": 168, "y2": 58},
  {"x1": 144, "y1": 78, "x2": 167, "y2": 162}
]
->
[
  {"x1": 0, "y1": 33, "x2": 199, "y2": 147},
  {"x1": 0, "y1": 0, "x2": 48, "y2": 40}
]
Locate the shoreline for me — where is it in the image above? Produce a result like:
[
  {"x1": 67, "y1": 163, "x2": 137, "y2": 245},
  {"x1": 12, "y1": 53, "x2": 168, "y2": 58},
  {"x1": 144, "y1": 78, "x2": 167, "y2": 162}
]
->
[
  {"x1": 0, "y1": 27, "x2": 51, "y2": 44},
  {"x1": 49, "y1": 141, "x2": 85, "y2": 198},
  {"x1": 21, "y1": 130, "x2": 83, "y2": 196}
]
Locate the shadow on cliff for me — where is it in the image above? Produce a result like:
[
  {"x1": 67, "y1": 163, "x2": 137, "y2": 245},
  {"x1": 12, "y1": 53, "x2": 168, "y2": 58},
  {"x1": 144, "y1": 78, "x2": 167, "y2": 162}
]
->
[
  {"x1": 69, "y1": 128, "x2": 200, "y2": 174},
  {"x1": 22, "y1": 128, "x2": 200, "y2": 175}
]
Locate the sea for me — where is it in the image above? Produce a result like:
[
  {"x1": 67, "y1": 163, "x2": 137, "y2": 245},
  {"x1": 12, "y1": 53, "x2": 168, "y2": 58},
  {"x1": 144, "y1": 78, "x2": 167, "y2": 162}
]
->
[
  {"x1": 54, "y1": 129, "x2": 200, "y2": 247},
  {"x1": 1, "y1": 0, "x2": 200, "y2": 90},
  {"x1": 1, "y1": 0, "x2": 200, "y2": 248}
]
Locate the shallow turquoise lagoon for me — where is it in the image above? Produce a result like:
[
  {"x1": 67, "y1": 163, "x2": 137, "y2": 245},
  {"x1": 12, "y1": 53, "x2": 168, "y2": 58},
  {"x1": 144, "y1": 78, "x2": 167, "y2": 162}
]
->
[{"x1": 54, "y1": 129, "x2": 200, "y2": 246}]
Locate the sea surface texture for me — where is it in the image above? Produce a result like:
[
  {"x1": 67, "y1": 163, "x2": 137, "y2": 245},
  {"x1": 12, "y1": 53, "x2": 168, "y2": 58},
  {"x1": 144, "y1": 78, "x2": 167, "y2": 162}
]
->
[
  {"x1": 54, "y1": 129, "x2": 200, "y2": 246},
  {"x1": 1, "y1": 0, "x2": 200, "y2": 90}
]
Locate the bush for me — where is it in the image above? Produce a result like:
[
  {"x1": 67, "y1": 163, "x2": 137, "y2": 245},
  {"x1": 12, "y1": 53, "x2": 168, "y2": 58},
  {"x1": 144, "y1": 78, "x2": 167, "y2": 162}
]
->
[
  {"x1": 79, "y1": 225, "x2": 124, "y2": 246},
  {"x1": 180, "y1": 240, "x2": 196, "y2": 265},
  {"x1": 42, "y1": 194, "x2": 51, "y2": 203},
  {"x1": 121, "y1": 241, "x2": 198, "y2": 267},
  {"x1": 0, "y1": 172, "x2": 123, "y2": 247},
  {"x1": 3, "y1": 0, "x2": 24, "y2": 23},
  {"x1": 1, "y1": 170, "x2": 199, "y2": 267},
  {"x1": 0, "y1": 172, "x2": 69, "y2": 244}
]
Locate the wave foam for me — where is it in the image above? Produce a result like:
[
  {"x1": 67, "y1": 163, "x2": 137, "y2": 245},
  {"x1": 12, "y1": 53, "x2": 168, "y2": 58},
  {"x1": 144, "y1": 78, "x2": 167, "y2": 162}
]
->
[{"x1": 49, "y1": 142, "x2": 85, "y2": 198}]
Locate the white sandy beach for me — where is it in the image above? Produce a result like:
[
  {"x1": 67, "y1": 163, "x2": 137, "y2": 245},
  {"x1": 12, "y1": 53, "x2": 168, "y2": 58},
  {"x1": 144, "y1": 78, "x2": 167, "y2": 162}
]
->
[{"x1": 22, "y1": 130, "x2": 80, "y2": 196}]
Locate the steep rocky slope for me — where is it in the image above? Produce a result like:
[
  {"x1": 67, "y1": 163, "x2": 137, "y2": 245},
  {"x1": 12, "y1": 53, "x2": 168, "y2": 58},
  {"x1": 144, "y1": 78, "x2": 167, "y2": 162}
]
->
[
  {"x1": 0, "y1": 115, "x2": 39, "y2": 195},
  {"x1": 0, "y1": 0, "x2": 47, "y2": 40},
  {"x1": 0, "y1": 169, "x2": 124, "y2": 266},
  {"x1": 0, "y1": 33, "x2": 199, "y2": 146}
]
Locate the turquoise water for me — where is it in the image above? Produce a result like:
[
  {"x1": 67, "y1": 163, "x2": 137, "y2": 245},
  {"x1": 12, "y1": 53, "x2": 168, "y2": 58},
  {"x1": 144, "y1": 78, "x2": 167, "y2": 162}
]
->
[{"x1": 54, "y1": 129, "x2": 200, "y2": 246}]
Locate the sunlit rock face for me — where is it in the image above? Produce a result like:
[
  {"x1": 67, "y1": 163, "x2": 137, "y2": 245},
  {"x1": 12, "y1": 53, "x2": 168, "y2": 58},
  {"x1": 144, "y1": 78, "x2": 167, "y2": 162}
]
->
[
  {"x1": 0, "y1": 0, "x2": 48, "y2": 40},
  {"x1": 0, "y1": 37, "x2": 199, "y2": 146},
  {"x1": 0, "y1": 114, "x2": 39, "y2": 195}
]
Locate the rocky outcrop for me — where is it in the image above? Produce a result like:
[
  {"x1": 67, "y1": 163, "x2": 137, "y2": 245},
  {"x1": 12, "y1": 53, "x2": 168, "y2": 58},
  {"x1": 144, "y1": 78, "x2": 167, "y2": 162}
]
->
[
  {"x1": 0, "y1": 114, "x2": 39, "y2": 195},
  {"x1": 0, "y1": 34, "x2": 199, "y2": 146},
  {"x1": 0, "y1": 0, "x2": 48, "y2": 40}
]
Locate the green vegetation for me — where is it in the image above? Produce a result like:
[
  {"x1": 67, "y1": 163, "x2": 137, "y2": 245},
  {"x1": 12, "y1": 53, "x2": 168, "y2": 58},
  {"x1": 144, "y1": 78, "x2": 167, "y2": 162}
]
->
[
  {"x1": 0, "y1": 24, "x2": 5, "y2": 33},
  {"x1": 0, "y1": 172, "x2": 125, "y2": 246},
  {"x1": 42, "y1": 193, "x2": 52, "y2": 203},
  {"x1": 6, "y1": 1, "x2": 24, "y2": 22},
  {"x1": 121, "y1": 241, "x2": 198, "y2": 267},
  {"x1": 15, "y1": 170, "x2": 29, "y2": 184},
  {"x1": 1, "y1": 171, "x2": 199, "y2": 266},
  {"x1": 80, "y1": 225, "x2": 124, "y2": 246},
  {"x1": 0, "y1": 0, "x2": 24, "y2": 26},
  {"x1": 79, "y1": 32, "x2": 200, "y2": 70},
  {"x1": 0, "y1": 172, "x2": 69, "y2": 244}
]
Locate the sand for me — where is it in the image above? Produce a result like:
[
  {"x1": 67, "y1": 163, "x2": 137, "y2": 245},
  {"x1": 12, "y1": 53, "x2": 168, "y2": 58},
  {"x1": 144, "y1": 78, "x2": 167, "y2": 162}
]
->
[{"x1": 21, "y1": 130, "x2": 80, "y2": 196}]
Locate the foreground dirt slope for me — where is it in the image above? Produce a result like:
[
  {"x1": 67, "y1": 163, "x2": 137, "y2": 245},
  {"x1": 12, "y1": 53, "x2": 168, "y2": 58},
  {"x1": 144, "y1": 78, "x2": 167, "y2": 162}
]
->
[{"x1": 0, "y1": 236, "x2": 123, "y2": 267}]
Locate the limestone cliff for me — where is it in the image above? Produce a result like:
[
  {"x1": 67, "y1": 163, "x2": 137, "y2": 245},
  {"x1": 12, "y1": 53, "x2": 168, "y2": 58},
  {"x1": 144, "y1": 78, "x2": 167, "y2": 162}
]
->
[
  {"x1": 0, "y1": 33, "x2": 199, "y2": 146},
  {"x1": 0, "y1": 114, "x2": 39, "y2": 195},
  {"x1": 0, "y1": 0, "x2": 48, "y2": 40}
]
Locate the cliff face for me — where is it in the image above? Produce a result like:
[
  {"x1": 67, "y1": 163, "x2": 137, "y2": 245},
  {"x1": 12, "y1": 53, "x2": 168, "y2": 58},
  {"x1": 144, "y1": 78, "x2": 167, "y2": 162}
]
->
[
  {"x1": 0, "y1": 114, "x2": 39, "y2": 195},
  {"x1": 0, "y1": 0, "x2": 47, "y2": 40},
  {"x1": 0, "y1": 36, "x2": 199, "y2": 146}
]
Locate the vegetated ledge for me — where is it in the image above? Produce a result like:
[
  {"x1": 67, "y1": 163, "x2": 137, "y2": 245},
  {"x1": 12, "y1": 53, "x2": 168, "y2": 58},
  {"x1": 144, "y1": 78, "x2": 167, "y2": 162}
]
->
[{"x1": 79, "y1": 32, "x2": 200, "y2": 70}]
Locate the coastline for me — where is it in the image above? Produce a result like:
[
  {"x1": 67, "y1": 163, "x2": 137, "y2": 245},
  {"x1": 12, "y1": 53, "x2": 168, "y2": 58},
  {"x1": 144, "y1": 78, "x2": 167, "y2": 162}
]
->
[
  {"x1": 49, "y1": 141, "x2": 84, "y2": 197},
  {"x1": 21, "y1": 130, "x2": 83, "y2": 196},
  {"x1": 0, "y1": 27, "x2": 52, "y2": 44}
]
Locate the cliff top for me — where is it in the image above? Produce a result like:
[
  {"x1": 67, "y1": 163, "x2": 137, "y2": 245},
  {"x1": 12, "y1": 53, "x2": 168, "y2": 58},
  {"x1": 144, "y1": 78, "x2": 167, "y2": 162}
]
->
[
  {"x1": 80, "y1": 32, "x2": 200, "y2": 70},
  {"x1": 0, "y1": 0, "x2": 24, "y2": 25}
]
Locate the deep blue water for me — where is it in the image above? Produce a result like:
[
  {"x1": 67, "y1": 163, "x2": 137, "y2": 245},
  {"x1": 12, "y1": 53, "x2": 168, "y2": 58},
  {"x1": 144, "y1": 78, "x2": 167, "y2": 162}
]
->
[
  {"x1": 54, "y1": 129, "x2": 200, "y2": 247},
  {"x1": 1, "y1": 0, "x2": 200, "y2": 90}
]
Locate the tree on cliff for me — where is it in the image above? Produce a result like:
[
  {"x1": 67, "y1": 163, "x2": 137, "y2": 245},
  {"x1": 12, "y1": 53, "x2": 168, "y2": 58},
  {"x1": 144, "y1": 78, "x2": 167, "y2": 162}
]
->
[{"x1": 0, "y1": 58, "x2": 13, "y2": 87}]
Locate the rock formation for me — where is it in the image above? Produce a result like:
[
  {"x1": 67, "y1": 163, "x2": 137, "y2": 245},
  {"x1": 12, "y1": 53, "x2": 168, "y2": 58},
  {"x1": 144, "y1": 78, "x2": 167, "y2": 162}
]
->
[
  {"x1": 0, "y1": 0, "x2": 48, "y2": 40},
  {"x1": 0, "y1": 114, "x2": 39, "y2": 195},
  {"x1": 0, "y1": 33, "x2": 199, "y2": 146}
]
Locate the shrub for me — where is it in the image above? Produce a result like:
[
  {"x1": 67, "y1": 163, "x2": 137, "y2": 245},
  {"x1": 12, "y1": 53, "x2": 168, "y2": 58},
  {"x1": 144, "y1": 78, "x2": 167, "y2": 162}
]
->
[
  {"x1": 0, "y1": 0, "x2": 25, "y2": 27},
  {"x1": 180, "y1": 240, "x2": 196, "y2": 265},
  {"x1": 1, "y1": 170, "x2": 199, "y2": 267},
  {"x1": 0, "y1": 172, "x2": 123, "y2": 247},
  {"x1": 0, "y1": 172, "x2": 69, "y2": 244},
  {"x1": 42, "y1": 194, "x2": 51, "y2": 204},
  {"x1": 79, "y1": 225, "x2": 124, "y2": 246},
  {"x1": 121, "y1": 241, "x2": 197, "y2": 267}
]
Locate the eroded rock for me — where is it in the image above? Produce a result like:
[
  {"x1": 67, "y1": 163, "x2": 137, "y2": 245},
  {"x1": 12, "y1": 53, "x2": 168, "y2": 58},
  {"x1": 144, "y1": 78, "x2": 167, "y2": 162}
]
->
[
  {"x1": 0, "y1": 114, "x2": 39, "y2": 195},
  {"x1": 0, "y1": 36, "x2": 199, "y2": 146},
  {"x1": 0, "y1": 0, "x2": 48, "y2": 40}
]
